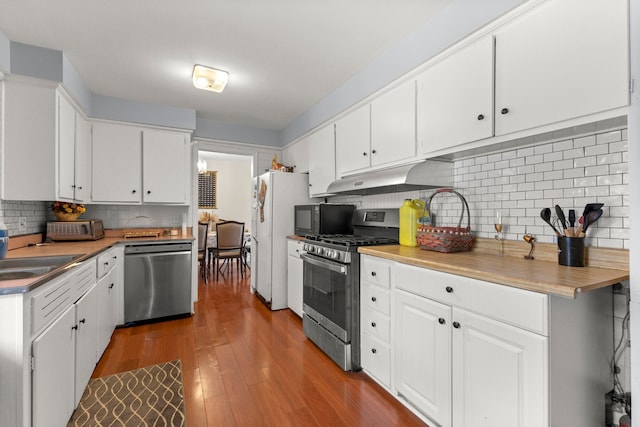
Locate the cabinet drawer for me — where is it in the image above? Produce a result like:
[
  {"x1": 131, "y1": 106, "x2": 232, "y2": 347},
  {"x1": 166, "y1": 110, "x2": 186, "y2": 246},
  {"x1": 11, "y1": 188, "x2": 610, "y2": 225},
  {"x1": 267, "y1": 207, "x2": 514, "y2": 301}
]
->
[
  {"x1": 31, "y1": 261, "x2": 96, "y2": 335},
  {"x1": 362, "y1": 284, "x2": 391, "y2": 316},
  {"x1": 361, "y1": 334, "x2": 391, "y2": 388},
  {"x1": 362, "y1": 306, "x2": 391, "y2": 342},
  {"x1": 361, "y1": 256, "x2": 391, "y2": 288},
  {"x1": 72, "y1": 261, "x2": 97, "y2": 300},
  {"x1": 395, "y1": 263, "x2": 548, "y2": 335},
  {"x1": 287, "y1": 240, "x2": 303, "y2": 257},
  {"x1": 97, "y1": 249, "x2": 116, "y2": 279}
]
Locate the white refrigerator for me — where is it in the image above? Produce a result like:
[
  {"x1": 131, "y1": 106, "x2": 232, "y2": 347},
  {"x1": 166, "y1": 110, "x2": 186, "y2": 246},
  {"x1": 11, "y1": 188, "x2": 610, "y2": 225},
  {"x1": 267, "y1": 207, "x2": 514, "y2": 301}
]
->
[{"x1": 250, "y1": 171, "x2": 313, "y2": 310}]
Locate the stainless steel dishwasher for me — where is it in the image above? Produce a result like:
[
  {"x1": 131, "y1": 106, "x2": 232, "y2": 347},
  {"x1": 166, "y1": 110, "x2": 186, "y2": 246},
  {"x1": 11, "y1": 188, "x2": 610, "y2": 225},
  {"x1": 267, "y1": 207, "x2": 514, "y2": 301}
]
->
[{"x1": 124, "y1": 241, "x2": 192, "y2": 324}]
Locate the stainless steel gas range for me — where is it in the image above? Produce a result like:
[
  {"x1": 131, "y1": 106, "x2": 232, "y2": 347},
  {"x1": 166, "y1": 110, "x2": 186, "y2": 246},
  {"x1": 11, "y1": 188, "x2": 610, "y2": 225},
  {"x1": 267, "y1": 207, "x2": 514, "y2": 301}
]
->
[{"x1": 301, "y1": 208, "x2": 399, "y2": 371}]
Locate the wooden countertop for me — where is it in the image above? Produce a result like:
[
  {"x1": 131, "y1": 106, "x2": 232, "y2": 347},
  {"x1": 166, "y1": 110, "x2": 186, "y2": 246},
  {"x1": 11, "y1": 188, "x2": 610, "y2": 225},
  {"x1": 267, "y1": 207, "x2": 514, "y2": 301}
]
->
[
  {"x1": 1, "y1": 234, "x2": 194, "y2": 295},
  {"x1": 358, "y1": 245, "x2": 629, "y2": 298}
]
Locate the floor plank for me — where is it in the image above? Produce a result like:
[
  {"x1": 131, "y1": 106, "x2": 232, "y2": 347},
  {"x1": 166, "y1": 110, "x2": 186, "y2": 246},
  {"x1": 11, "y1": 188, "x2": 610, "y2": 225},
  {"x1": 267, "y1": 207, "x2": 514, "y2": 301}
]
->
[{"x1": 93, "y1": 267, "x2": 428, "y2": 426}]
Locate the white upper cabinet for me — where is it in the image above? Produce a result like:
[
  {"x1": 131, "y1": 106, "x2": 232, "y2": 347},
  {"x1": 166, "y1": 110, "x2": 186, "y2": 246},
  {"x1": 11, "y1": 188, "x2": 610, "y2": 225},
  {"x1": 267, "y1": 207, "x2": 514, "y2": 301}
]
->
[
  {"x1": 307, "y1": 124, "x2": 336, "y2": 197},
  {"x1": 494, "y1": 0, "x2": 628, "y2": 136},
  {"x1": 58, "y1": 93, "x2": 91, "y2": 202},
  {"x1": 370, "y1": 79, "x2": 417, "y2": 168},
  {"x1": 417, "y1": 35, "x2": 494, "y2": 156},
  {"x1": 91, "y1": 122, "x2": 142, "y2": 203},
  {"x1": 92, "y1": 122, "x2": 191, "y2": 204},
  {"x1": 142, "y1": 130, "x2": 190, "y2": 203},
  {"x1": 2, "y1": 79, "x2": 89, "y2": 202},
  {"x1": 335, "y1": 79, "x2": 416, "y2": 177},
  {"x1": 2, "y1": 79, "x2": 90, "y2": 202},
  {"x1": 335, "y1": 104, "x2": 370, "y2": 177},
  {"x1": 283, "y1": 138, "x2": 309, "y2": 173},
  {"x1": 57, "y1": 94, "x2": 76, "y2": 201}
]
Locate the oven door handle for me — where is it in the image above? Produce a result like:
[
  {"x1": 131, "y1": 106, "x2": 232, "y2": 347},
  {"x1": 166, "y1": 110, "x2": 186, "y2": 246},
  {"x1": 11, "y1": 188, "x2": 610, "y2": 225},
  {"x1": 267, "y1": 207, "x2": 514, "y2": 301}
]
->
[{"x1": 301, "y1": 253, "x2": 347, "y2": 275}]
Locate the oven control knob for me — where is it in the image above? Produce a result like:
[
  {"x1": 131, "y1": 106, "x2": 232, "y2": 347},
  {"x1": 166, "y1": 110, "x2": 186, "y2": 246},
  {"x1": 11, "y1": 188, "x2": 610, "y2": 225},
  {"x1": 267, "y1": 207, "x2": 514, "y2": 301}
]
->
[{"x1": 316, "y1": 247, "x2": 324, "y2": 256}]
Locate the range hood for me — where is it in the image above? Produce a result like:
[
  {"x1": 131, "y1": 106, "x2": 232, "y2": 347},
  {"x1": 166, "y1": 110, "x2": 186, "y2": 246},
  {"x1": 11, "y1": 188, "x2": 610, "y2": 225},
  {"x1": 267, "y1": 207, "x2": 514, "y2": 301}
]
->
[{"x1": 326, "y1": 159, "x2": 453, "y2": 195}]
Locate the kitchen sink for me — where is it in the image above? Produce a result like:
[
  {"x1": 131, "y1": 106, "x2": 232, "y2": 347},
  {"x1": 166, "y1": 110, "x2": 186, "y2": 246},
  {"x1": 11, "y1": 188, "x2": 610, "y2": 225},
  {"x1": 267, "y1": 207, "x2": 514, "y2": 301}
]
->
[{"x1": 0, "y1": 254, "x2": 82, "y2": 280}]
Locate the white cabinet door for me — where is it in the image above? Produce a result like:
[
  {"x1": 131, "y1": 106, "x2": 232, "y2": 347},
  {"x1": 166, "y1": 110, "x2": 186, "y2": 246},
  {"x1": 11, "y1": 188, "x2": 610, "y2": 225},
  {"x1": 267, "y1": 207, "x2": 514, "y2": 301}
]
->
[
  {"x1": 494, "y1": 0, "x2": 628, "y2": 136},
  {"x1": 395, "y1": 289, "x2": 452, "y2": 427},
  {"x1": 97, "y1": 266, "x2": 119, "y2": 357},
  {"x1": 91, "y1": 122, "x2": 142, "y2": 203},
  {"x1": 417, "y1": 35, "x2": 494, "y2": 155},
  {"x1": 74, "y1": 114, "x2": 91, "y2": 202},
  {"x1": 142, "y1": 130, "x2": 190, "y2": 204},
  {"x1": 2, "y1": 80, "x2": 56, "y2": 201},
  {"x1": 287, "y1": 240, "x2": 303, "y2": 317},
  {"x1": 283, "y1": 138, "x2": 309, "y2": 173},
  {"x1": 307, "y1": 124, "x2": 335, "y2": 197},
  {"x1": 74, "y1": 284, "x2": 98, "y2": 407},
  {"x1": 57, "y1": 93, "x2": 77, "y2": 201},
  {"x1": 32, "y1": 305, "x2": 76, "y2": 427},
  {"x1": 335, "y1": 104, "x2": 371, "y2": 176},
  {"x1": 370, "y1": 80, "x2": 416, "y2": 167},
  {"x1": 452, "y1": 308, "x2": 547, "y2": 427}
]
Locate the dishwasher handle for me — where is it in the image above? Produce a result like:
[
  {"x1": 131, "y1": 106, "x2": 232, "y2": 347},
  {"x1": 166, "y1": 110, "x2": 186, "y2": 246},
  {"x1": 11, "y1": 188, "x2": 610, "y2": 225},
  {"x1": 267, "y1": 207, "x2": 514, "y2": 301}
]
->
[{"x1": 124, "y1": 242, "x2": 192, "y2": 254}]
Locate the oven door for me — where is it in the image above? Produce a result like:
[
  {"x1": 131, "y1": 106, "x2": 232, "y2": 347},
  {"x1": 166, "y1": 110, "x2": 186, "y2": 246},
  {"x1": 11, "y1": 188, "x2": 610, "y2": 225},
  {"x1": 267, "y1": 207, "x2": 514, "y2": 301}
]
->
[{"x1": 301, "y1": 252, "x2": 350, "y2": 341}]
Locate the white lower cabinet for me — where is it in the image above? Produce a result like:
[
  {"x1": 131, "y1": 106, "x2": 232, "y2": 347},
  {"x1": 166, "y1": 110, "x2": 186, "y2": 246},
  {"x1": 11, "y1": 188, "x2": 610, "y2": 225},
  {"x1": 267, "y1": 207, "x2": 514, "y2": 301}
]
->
[
  {"x1": 74, "y1": 284, "x2": 99, "y2": 407},
  {"x1": 451, "y1": 308, "x2": 546, "y2": 427},
  {"x1": 395, "y1": 289, "x2": 452, "y2": 426},
  {"x1": 96, "y1": 246, "x2": 123, "y2": 356},
  {"x1": 394, "y1": 263, "x2": 547, "y2": 427},
  {"x1": 287, "y1": 239, "x2": 304, "y2": 317},
  {"x1": 361, "y1": 255, "x2": 612, "y2": 427},
  {"x1": 32, "y1": 305, "x2": 77, "y2": 427},
  {"x1": 360, "y1": 256, "x2": 393, "y2": 388}
]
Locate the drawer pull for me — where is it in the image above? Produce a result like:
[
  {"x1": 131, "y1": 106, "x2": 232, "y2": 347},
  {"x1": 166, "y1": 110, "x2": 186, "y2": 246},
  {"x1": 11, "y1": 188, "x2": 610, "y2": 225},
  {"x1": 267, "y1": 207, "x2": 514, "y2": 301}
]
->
[
  {"x1": 438, "y1": 318, "x2": 445, "y2": 325},
  {"x1": 371, "y1": 348, "x2": 377, "y2": 354},
  {"x1": 371, "y1": 322, "x2": 376, "y2": 328},
  {"x1": 371, "y1": 271, "x2": 377, "y2": 277},
  {"x1": 371, "y1": 296, "x2": 377, "y2": 302},
  {"x1": 453, "y1": 321, "x2": 461, "y2": 329},
  {"x1": 445, "y1": 286, "x2": 453, "y2": 293}
]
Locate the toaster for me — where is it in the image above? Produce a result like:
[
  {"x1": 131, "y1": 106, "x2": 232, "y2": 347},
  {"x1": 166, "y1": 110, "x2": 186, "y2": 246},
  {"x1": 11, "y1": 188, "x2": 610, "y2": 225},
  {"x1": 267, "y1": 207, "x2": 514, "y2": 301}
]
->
[{"x1": 46, "y1": 219, "x2": 105, "y2": 241}]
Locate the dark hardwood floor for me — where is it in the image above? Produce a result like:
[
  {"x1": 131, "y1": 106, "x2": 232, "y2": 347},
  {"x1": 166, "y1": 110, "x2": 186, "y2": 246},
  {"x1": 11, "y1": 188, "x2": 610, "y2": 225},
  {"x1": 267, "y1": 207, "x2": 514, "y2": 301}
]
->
[{"x1": 93, "y1": 265, "x2": 427, "y2": 426}]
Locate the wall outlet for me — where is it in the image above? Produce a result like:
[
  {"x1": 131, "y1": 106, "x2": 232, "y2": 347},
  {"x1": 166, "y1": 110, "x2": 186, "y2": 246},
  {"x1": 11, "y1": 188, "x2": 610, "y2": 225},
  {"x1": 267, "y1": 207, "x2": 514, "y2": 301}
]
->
[{"x1": 18, "y1": 217, "x2": 27, "y2": 232}]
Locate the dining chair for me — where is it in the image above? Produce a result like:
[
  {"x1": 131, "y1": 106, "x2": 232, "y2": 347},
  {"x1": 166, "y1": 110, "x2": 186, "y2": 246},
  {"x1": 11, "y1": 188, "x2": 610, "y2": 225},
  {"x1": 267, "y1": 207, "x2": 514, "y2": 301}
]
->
[
  {"x1": 210, "y1": 221, "x2": 245, "y2": 280},
  {"x1": 197, "y1": 222, "x2": 209, "y2": 282}
]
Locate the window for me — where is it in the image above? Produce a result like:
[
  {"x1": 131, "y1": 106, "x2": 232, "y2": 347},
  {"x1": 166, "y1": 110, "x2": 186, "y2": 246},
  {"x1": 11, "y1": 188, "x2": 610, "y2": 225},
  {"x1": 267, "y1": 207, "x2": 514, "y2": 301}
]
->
[{"x1": 198, "y1": 171, "x2": 217, "y2": 208}]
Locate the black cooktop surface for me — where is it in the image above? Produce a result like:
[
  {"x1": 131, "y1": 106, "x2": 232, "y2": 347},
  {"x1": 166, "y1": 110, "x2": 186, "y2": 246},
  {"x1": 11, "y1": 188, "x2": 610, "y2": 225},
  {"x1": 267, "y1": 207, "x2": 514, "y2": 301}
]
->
[{"x1": 305, "y1": 234, "x2": 398, "y2": 248}]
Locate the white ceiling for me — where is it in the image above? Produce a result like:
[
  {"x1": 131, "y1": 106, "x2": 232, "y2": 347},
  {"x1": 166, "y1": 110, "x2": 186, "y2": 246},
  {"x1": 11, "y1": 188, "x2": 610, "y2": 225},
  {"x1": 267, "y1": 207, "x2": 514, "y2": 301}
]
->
[{"x1": 0, "y1": 0, "x2": 453, "y2": 131}]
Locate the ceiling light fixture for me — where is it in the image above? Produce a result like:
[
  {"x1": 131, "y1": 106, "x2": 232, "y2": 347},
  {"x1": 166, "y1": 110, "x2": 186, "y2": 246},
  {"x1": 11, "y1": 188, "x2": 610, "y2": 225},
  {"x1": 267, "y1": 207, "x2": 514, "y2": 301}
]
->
[{"x1": 192, "y1": 65, "x2": 229, "y2": 93}]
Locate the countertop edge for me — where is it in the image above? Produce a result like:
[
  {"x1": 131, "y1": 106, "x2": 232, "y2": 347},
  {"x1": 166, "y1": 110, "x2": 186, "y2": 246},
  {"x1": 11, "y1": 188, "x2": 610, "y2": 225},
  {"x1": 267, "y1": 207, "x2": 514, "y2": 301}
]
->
[
  {"x1": 358, "y1": 245, "x2": 629, "y2": 298},
  {"x1": 1, "y1": 235, "x2": 195, "y2": 295}
]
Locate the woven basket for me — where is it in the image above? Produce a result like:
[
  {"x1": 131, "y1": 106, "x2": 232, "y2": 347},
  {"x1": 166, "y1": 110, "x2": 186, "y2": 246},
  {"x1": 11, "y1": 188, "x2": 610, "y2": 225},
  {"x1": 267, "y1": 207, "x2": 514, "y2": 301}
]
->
[
  {"x1": 54, "y1": 212, "x2": 81, "y2": 221},
  {"x1": 417, "y1": 188, "x2": 474, "y2": 253}
]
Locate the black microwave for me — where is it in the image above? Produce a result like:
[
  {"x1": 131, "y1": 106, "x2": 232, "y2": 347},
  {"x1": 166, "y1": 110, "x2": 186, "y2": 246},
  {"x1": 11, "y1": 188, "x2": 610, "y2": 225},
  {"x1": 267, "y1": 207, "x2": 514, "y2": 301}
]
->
[{"x1": 294, "y1": 204, "x2": 356, "y2": 236}]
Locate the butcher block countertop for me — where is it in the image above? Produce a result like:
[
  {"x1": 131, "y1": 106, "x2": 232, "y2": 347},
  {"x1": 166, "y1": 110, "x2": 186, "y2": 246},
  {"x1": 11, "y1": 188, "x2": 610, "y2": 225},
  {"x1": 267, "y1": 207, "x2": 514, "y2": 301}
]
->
[
  {"x1": 358, "y1": 243, "x2": 629, "y2": 298},
  {"x1": 0, "y1": 232, "x2": 194, "y2": 296}
]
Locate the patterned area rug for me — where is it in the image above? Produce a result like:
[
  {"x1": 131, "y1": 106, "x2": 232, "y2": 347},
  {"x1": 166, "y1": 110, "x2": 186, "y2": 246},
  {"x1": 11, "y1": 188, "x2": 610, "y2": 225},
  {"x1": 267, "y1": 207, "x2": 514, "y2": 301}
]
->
[{"x1": 68, "y1": 359, "x2": 186, "y2": 427}]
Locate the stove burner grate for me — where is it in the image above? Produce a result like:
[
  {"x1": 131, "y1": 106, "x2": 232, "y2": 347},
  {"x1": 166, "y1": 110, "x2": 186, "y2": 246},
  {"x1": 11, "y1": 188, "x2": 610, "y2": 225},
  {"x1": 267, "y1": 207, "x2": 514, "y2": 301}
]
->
[{"x1": 305, "y1": 233, "x2": 398, "y2": 248}]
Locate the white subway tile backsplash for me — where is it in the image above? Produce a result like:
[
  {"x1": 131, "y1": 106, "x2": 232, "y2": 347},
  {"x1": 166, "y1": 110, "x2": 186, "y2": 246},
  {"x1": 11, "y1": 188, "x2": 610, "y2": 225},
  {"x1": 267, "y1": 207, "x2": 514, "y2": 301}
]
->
[
  {"x1": 596, "y1": 130, "x2": 622, "y2": 144},
  {"x1": 597, "y1": 175, "x2": 623, "y2": 186},
  {"x1": 534, "y1": 144, "x2": 553, "y2": 155},
  {"x1": 574, "y1": 156, "x2": 596, "y2": 168},
  {"x1": 584, "y1": 165, "x2": 609, "y2": 176},
  {"x1": 573, "y1": 135, "x2": 597, "y2": 148},
  {"x1": 553, "y1": 139, "x2": 574, "y2": 151},
  {"x1": 585, "y1": 144, "x2": 609, "y2": 156},
  {"x1": 340, "y1": 128, "x2": 628, "y2": 250}
]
